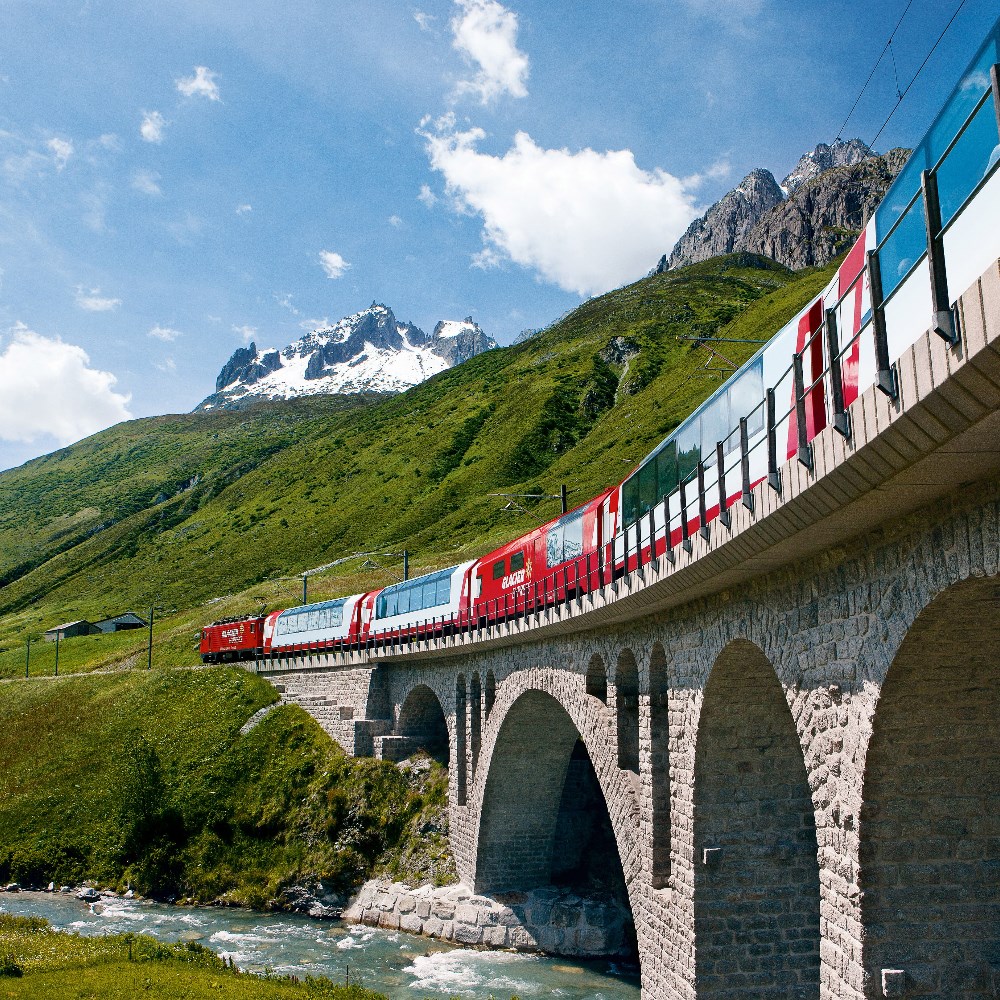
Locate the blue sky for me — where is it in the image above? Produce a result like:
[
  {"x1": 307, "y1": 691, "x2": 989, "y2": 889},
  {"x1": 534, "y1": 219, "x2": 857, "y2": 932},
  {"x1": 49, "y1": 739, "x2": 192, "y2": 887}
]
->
[{"x1": 0, "y1": 0, "x2": 995, "y2": 471}]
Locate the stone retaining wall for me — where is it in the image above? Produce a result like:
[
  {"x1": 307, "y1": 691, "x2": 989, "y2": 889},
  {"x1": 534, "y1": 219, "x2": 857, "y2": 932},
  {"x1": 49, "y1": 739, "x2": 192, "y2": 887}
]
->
[{"x1": 343, "y1": 879, "x2": 633, "y2": 958}]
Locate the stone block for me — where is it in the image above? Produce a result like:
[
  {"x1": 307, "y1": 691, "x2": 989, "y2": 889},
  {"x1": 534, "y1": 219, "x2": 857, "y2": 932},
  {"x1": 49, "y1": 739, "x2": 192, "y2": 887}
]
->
[
  {"x1": 399, "y1": 913, "x2": 424, "y2": 933},
  {"x1": 482, "y1": 924, "x2": 509, "y2": 948},
  {"x1": 453, "y1": 921, "x2": 484, "y2": 945},
  {"x1": 455, "y1": 903, "x2": 480, "y2": 925}
]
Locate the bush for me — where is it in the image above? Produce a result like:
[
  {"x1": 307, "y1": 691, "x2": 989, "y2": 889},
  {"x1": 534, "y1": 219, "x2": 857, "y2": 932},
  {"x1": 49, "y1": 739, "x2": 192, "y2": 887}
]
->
[{"x1": 0, "y1": 953, "x2": 23, "y2": 977}]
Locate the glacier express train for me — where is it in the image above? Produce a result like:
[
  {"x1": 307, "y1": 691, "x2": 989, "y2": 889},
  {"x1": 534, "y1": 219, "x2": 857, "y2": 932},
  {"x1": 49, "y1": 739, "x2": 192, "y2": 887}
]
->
[{"x1": 201, "y1": 23, "x2": 1000, "y2": 664}]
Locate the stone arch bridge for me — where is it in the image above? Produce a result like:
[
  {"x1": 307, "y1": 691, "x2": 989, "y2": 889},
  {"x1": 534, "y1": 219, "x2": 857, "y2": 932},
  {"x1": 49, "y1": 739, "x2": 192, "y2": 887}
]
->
[{"x1": 263, "y1": 265, "x2": 1000, "y2": 999}]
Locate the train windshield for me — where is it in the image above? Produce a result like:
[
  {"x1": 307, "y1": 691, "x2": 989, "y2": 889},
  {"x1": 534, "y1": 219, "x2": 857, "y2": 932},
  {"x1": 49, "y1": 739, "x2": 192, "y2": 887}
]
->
[{"x1": 376, "y1": 568, "x2": 454, "y2": 619}]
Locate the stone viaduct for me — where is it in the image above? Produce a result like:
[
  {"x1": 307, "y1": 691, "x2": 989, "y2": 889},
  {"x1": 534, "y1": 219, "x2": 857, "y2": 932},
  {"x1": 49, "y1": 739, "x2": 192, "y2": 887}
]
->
[{"x1": 262, "y1": 260, "x2": 1000, "y2": 1000}]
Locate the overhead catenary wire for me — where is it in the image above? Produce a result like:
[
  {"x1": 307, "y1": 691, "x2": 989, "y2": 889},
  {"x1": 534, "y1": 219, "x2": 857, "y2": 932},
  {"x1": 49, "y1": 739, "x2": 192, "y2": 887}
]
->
[
  {"x1": 867, "y1": 0, "x2": 970, "y2": 151},
  {"x1": 835, "y1": 0, "x2": 916, "y2": 142}
]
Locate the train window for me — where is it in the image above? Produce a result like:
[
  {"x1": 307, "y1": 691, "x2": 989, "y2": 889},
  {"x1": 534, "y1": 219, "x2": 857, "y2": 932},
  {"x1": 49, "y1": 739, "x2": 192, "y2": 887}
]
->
[
  {"x1": 492, "y1": 559, "x2": 506, "y2": 580},
  {"x1": 547, "y1": 510, "x2": 585, "y2": 566},
  {"x1": 511, "y1": 551, "x2": 525, "y2": 572},
  {"x1": 307, "y1": 611, "x2": 319, "y2": 630},
  {"x1": 700, "y1": 394, "x2": 730, "y2": 466},
  {"x1": 657, "y1": 440, "x2": 678, "y2": 500},
  {"x1": 422, "y1": 578, "x2": 436, "y2": 607},
  {"x1": 437, "y1": 575, "x2": 452, "y2": 605},
  {"x1": 727, "y1": 357, "x2": 765, "y2": 445},
  {"x1": 622, "y1": 474, "x2": 639, "y2": 528},
  {"x1": 564, "y1": 513, "x2": 584, "y2": 561},
  {"x1": 639, "y1": 459, "x2": 657, "y2": 516},
  {"x1": 676, "y1": 418, "x2": 701, "y2": 483}
]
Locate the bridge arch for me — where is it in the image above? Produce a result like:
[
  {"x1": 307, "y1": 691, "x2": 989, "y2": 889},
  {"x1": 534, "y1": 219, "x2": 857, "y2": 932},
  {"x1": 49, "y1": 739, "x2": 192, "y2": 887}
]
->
[
  {"x1": 859, "y1": 576, "x2": 1000, "y2": 999},
  {"x1": 648, "y1": 642, "x2": 670, "y2": 888},
  {"x1": 693, "y1": 638, "x2": 820, "y2": 998},
  {"x1": 396, "y1": 683, "x2": 450, "y2": 766},
  {"x1": 471, "y1": 668, "x2": 641, "y2": 899}
]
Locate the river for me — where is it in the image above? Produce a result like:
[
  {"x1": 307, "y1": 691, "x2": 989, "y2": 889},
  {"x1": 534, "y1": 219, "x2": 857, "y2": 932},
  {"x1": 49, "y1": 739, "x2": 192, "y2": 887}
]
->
[{"x1": 0, "y1": 891, "x2": 640, "y2": 999}]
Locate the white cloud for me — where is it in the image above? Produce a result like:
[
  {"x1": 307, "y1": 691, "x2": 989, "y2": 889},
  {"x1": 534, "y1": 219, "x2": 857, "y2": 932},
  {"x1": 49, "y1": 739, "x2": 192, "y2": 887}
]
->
[
  {"x1": 140, "y1": 110, "x2": 166, "y2": 144},
  {"x1": 414, "y1": 10, "x2": 435, "y2": 31},
  {"x1": 236, "y1": 203, "x2": 252, "y2": 215},
  {"x1": 418, "y1": 183, "x2": 438, "y2": 207},
  {"x1": 274, "y1": 292, "x2": 299, "y2": 316},
  {"x1": 232, "y1": 324, "x2": 257, "y2": 344},
  {"x1": 97, "y1": 133, "x2": 121, "y2": 150},
  {"x1": 176, "y1": 66, "x2": 220, "y2": 101},
  {"x1": 155, "y1": 357, "x2": 177, "y2": 373},
  {"x1": 318, "y1": 249, "x2": 350, "y2": 279},
  {"x1": 46, "y1": 137, "x2": 73, "y2": 170},
  {"x1": 421, "y1": 117, "x2": 700, "y2": 296},
  {"x1": 132, "y1": 169, "x2": 162, "y2": 195},
  {"x1": 389, "y1": 214, "x2": 404, "y2": 227},
  {"x1": 75, "y1": 286, "x2": 121, "y2": 312},
  {"x1": 451, "y1": 0, "x2": 529, "y2": 103},
  {"x1": 148, "y1": 325, "x2": 181, "y2": 342},
  {"x1": 0, "y1": 323, "x2": 132, "y2": 445}
]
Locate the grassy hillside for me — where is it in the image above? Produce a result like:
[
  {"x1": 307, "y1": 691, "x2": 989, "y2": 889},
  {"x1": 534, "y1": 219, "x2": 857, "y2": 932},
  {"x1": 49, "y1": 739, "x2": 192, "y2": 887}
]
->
[
  {"x1": 0, "y1": 669, "x2": 450, "y2": 904},
  {"x1": 0, "y1": 255, "x2": 837, "y2": 674}
]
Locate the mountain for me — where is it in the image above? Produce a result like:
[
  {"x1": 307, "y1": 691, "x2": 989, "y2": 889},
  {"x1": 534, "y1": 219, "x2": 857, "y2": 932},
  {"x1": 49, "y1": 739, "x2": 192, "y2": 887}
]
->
[
  {"x1": 197, "y1": 304, "x2": 497, "y2": 411},
  {"x1": 780, "y1": 138, "x2": 873, "y2": 194},
  {"x1": 657, "y1": 169, "x2": 785, "y2": 271},
  {"x1": 658, "y1": 139, "x2": 907, "y2": 272},
  {"x1": 0, "y1": 255, "x2": 838, "y2": 678},
  {"x1": 741, "y1": 148, "x2": 911, "y2": 269}
]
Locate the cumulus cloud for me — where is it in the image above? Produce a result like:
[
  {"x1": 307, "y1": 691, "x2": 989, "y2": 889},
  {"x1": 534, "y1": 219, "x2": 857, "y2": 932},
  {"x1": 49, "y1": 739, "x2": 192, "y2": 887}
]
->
[
  {"x1": 140, "y1": 110, "x2": 166, "y2": 143},
  {"x1": 318, "y1": 250, "x2": 350, "y2": 279},
  {"x1": 75, "y1": 286, "x2": 121, "y2": 312},
  {"x1": 148, "y1": 325, "x2": 181, "y2": 342},
  {"x1": 132, "y1": 169, "x2": 162, "y2": 195},
  {"x1": 177, "y1": 66, "x2": 221, "y2": 101},
  {"x1": 414, "y1": 10, "x2": 435, "y2": 31},
  {"x1": 421, "y1": 117, "x2": 700, "y2": 296},
  {"x1": 155, "y1": 357, "x2": 177, "y2": 373},
  {"x1": 451, "y1": 0, "x2": 529, "y2": 103},
  {"x1": 46, "y1": 137, "x2": 73, "y2": 170},
  {"x1": 0, "y1": 323, "x2": 132, "y2": 445},
  {"x1": 418, "y1": 183, "x2": 438, "y2": 207},
  {"x1": 388, "y1": 214, "x2": 404, "y2": 227},
  {"x1": 235, "y1": 203, "x2": 252, "y2": 215}
]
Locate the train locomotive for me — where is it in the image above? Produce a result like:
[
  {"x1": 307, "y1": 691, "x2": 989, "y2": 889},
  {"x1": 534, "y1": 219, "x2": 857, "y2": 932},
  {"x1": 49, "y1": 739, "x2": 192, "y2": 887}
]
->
[{"x1": 201, "y1": 24, "x2": 1000, "y2": 666}]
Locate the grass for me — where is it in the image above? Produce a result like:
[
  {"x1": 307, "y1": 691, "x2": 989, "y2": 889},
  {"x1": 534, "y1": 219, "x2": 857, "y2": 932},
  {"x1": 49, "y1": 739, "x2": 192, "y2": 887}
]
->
[
  {"x1": 0, "y1": 913, "x2": 386, "y2": 999},
  {"x1": 0, "y1": 254, "x2": 839, "y2": 678},
  {"x1": 0, "y1": 670, "x2": 452, "y2": 905}
]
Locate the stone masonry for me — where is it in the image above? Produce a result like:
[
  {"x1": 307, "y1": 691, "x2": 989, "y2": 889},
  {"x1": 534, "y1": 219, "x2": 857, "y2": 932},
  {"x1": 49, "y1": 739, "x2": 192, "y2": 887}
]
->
[{"x1": 261, "y1": 260, "x2": 1000, "y2": 999}]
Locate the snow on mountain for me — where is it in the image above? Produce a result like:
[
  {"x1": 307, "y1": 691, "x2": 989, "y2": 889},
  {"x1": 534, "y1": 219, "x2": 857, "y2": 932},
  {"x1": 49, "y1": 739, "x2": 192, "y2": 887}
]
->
[{"x1": 196, "y1": 304, "x2": 496, "y2": 411}]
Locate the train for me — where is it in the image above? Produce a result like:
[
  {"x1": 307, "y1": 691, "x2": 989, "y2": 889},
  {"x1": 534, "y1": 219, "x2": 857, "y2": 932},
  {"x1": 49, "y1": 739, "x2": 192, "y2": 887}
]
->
[{"x1": 201, "y1": 28, "x2": 1000, "y2": 665}]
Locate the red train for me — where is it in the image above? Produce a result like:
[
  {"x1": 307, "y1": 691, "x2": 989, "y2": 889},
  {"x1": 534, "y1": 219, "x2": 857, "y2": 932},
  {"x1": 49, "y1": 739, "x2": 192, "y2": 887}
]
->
[{"x1": 201, "y1": 32, "x2": 1000, "y2": 665}]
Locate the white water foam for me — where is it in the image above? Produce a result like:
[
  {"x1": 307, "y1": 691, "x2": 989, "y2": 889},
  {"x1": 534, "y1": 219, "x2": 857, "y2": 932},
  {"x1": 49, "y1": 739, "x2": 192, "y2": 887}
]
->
[{"x1": 404, "y1": 949, "x2": 544, "y2": 997}]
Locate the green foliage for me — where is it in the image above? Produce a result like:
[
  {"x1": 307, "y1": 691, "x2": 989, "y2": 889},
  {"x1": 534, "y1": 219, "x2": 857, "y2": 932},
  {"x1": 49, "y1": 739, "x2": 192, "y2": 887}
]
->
[
  {"x1": 0, "y1": 670, "x2": 453, "y2": 905},
  {"x1": 0, "y1": 255, "x2": 837, "y2": 679}
]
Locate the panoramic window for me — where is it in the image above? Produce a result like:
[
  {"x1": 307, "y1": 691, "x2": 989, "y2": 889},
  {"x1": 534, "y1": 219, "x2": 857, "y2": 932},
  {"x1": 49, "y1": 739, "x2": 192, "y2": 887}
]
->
[
  {"x1": 546, "y1": 510, "x2": 585, "y2": 567},
  {"x1": 376, "y1": 569, "x2": 455, "y2": 618}
]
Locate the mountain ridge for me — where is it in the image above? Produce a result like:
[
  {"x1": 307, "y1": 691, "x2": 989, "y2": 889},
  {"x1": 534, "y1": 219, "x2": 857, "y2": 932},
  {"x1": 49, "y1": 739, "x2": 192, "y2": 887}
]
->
[{"x1": 197, "y1": 303, "x2": 497, "y2": 411}]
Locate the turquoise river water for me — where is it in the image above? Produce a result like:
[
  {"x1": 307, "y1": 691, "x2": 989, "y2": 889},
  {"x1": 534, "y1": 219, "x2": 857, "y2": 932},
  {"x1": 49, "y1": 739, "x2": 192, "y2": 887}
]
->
[{"x1": 0, "y1": 891, "x2": 641, "y2": 999}]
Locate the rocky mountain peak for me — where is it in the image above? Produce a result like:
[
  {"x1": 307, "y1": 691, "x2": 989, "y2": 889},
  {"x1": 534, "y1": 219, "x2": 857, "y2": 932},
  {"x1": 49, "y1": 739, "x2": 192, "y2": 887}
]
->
[
  {"x1": 781, "y1": 138, "x2": 873, "y2": 194},
  {"x1": 659, "y1": 138, "x2": 905, "y2": 273},
  {"x1": 197, "y1": 304, "x2": 497, "y2": 411}
]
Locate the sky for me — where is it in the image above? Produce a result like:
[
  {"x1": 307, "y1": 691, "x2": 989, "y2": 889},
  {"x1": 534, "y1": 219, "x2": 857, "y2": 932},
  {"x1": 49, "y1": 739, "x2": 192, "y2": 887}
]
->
[{"x1": 0, "y1": 0, "x2": 996, "y2": 471}]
